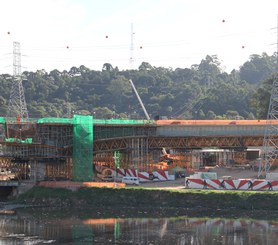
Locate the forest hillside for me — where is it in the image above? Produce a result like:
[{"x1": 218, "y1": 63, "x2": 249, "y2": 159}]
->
[{"x1": 0, "y1": 53, "x2": 277, "y2": 119}]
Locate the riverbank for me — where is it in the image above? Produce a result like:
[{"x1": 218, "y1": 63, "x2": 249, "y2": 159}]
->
[{"x1": 10, "y1": 186, "x2": 278, "y2": 218}]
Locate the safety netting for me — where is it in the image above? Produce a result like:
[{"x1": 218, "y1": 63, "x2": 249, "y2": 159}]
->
[
  {"x1": 0, "y1": 117, "x2": 5, "y2": 124},
  {"x1": 93, "y1": 119, "x2": 154, "y2": 125},
  {"x1": 0, "y1": 117, "x2": 5, "y2": 140},
  {"x1": 37, "y1": 118, "x2": 73, "y2": 124},
  {"x1": 73, "y1": 115, "x2": 93, "y2": 181}
]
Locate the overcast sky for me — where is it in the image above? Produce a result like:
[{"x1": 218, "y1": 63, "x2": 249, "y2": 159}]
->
[{"x1": 0, "y1": 0, "x2": 277, "y2": 74}]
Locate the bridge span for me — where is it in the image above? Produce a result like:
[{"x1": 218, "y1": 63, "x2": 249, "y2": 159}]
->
[{"x1": 0, "y1": 117, "x2": 277, "y2": 183}]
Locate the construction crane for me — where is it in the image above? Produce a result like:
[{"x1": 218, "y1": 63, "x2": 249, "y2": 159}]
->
[{"x1": 129, "y1": 79, "x2": 151, "y2": 120}]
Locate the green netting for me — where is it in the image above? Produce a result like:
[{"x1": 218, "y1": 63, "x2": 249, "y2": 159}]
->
[
  {"x1": 95, "y1": 127, "x2": 135, "y2": 139},
  {"x1": 37, "y1": 118, "x2": 73, "y2": 124},
  {"x1": 0, "y1": 117, "x2": 5, "y2": 124},
  {"x1": 5, "y1": 138, "x2": 33, "y2": 143},
  {"x1": 0, "y1": 118, "x2": 5, "y2": 137},
  {"x1": 93, "y1": 119, "x2": 155, "y2": 125},
  {"x1": 73, "y1": 115, "x2": 93, "y2": 181},
  {"x1": 34, "y1": 117, "x2": 155, "y2": 125}
]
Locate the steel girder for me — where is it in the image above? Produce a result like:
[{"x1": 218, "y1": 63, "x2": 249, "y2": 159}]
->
[
  {"x1": 93, "y1": 137, "x2": 130, "y2": 152},
  {"x1": 93, "y1": 135, "x2": 266, "y2": 153},
  {"x1": 148, "y1": 136, "x2": 263, "y2": 149}
]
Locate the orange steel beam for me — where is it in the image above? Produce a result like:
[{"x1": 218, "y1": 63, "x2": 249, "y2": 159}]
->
[{"x1": 156, "y1": 119, "x2": 278, "y2": 125}]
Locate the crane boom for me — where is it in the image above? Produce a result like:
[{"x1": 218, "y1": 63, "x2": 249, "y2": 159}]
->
[{"x1": 129, "y1": 79, "x2": 151, "y2": 120}]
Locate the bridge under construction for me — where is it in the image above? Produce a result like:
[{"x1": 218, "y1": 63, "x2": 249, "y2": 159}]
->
[{"x1": 0, "y1": 116, "x2": 277, "y2": 182}]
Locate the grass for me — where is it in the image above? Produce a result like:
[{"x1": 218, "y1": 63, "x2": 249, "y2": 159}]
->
[{"x1": 13, "y1": 186, "x2": 278, "y2": 211}]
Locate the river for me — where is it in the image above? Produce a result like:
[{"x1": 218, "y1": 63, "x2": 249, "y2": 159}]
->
[{"x1": 0, "y1": 206, "x2": 277, "y2": 245}]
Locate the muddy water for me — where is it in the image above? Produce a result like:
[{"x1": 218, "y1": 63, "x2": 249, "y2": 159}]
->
[{"x1": 0, "y1": 207, "x2": 277, "y2": 245}]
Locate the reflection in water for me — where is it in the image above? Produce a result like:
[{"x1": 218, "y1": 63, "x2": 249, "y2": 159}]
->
[{"x1": 0, "y1": 211, "x2": 278, "y2": 244}]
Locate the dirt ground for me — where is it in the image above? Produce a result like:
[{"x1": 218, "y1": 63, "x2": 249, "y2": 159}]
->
[
  {"x1": 210, "y1": 166, "x2": 259, "y2": 179},
  {"x1": 138, "y1": 166, "x2": 260, "y2": 189},
  {"x1": 140, "y1": 178, "x2": 186, "y2": 189}
]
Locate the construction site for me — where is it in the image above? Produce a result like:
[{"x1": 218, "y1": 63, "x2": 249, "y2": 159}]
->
[
  {"x1": 1, "y1": 42, "x2": 278, "y2": 191},
  {"x1": 0, "y1": 116, "x2": 277, "y2": 183}
]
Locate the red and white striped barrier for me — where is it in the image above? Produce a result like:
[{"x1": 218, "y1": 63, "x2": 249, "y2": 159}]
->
[
  {"x1": 119, "y1": 169, "x2": 173, "y2": 182},
  {"x1": 96, "y1": 165, "x2": 173, "y2": 182},
  {"x1": 186, "y1": 178, "x2": 278, "y2": 191}
]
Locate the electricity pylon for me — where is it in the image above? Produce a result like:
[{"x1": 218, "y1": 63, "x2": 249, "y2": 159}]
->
[
  {"x1": 258, "y1": 75, "x2": 278, "y2": 177},
  {"x1": 6, "y1": 41, "x2": 29, "y2": 119}
]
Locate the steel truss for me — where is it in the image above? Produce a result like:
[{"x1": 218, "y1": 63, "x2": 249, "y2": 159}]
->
[{"x1": 93, "y1": 135, "x2": 265, "y2": 153}]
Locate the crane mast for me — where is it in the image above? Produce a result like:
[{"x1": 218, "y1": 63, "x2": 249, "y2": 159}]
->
[{"x1": 129, "y1": 79, "x2": 150, "y2": 120}]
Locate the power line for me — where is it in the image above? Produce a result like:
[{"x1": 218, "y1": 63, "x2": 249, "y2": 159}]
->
[{"x1": 130, "y1": 23, "x2": 135, "y2": 69}]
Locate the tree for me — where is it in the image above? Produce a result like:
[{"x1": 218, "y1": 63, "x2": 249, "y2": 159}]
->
[
  {"x1": 138, "y1": 62, "x2": 153, "y2": 71},
  {"x1": 102, "y1": 63, "x2": 114, "y2": 72},
  {"x1": 239, "y1": 53, "x2": 276, "y2": 84},
  {"x1": 250, "y1": 76, "x2": 274, "y2": 118},
  {"x1": 0, "y1": 52, "x2": 276, "y2": 119},
  {"x1": 226, "y1": 110, "x2": 239, "y2": 119},
  {"x1": 207, "y1": 110, "x2": 216, "y2": 119},
  {"x1": 197, "y1": 55, "x2": 222, "y2": 87}
]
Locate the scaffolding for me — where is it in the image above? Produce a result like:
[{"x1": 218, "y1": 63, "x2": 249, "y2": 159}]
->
[
  {"x1": 35, "y1": 123, "x2": 73, "y2": 158},
  {"x1": 0, "y1": 117, "x2": 74, "y2": 180},
  {"x1": 129, "y1": 138, "x2": 149, "y2": 171},
  {"x1": 0, "y1": 115, "x2": 93, "y2": 181}
]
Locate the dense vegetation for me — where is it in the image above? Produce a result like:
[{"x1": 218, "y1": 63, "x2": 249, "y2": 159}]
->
[{"x1": 0, "y1": 53, "x2": 277, "y2": 119}]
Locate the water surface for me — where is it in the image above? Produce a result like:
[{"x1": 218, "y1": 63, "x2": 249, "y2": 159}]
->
[{"x1": 0, "y1": 207, "x2": 277, "y2": 244}]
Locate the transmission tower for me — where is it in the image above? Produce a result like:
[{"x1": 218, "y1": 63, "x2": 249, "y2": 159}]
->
[
  {"x1": 277, "y1": 14, "x2": 278, "y2": 73},
  {"x1": 258, "y1": 75, "x2": 278, "y2": 177},
  {"x1": 258, "y1": 16, "x2": 278, "y2": 177},
  {"x1": 6, "y1": 41, "x2": 29, "y2": 119}
]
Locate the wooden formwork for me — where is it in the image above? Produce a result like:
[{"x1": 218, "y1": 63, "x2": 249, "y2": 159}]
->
[{"x1": 45, "y1": 158, "x2": 72, "y2": 180}]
